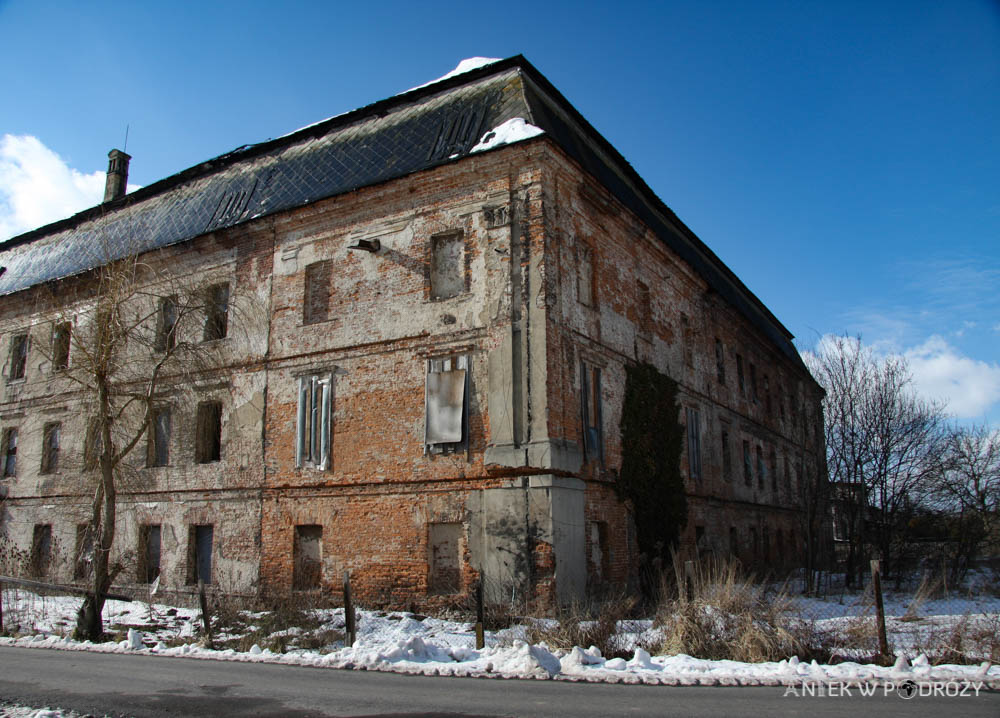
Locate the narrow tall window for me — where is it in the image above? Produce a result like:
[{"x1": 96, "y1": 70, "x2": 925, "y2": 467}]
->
[
  {"x1": 156, "y1": 296, "x2": 177, "y2": 352},
  {"x1": 138, "y1": 524, "x2": 162, "y2": 583},
  {"x1": 187, "y1": 524, "x2": 213, "y2": 584},
  {"x1": 146, "y1": 407, "x2": 171, "y2": 467},
  {"x1": 743, "y1": 440, "x2": 752, "y2": 486},
  {"x1": 202, "y1": 284, "x2": 230, "y2": 341},
  {"x1": 425, "y1": 356, "x2": 469, "y2": 455},
  {"x1": 1, "y1": 427, "x2": 17, "y2": 477},
  {"x1": 756, "y1": 445, "x2": 765, "y2": 488},
  {"x1": 686, "y1": 407, "x2": 702, "y2": 481},
  {"x1": 721, "y1": 427, "x2": 731, "y2": 482},
  {"x1": 715, "y1": 339, "x2": 725, "y2": 384},
  {"x1": 52, "y1": 322, "x2": 71, "y2": 370},
  {"x1": 303, "y1": 260, "x2": 331, "y2": 325},
  {"x1": 9, "y1": 333, "x2": 27, "y2": 380},
  {"x1": 293, "y1": 525, "x2": 323, "y2": 590},
  {"x1": 429, "y1": 232, "x2": 465, "y2": 300},
  {"x1": 40, "y1": 422, "x2": 60, "y2": 474},
  {"x1": 580, "y1": 361, "x2": 603, "y2": 464},
  {"x1": 297, "y1": 373, "x2": 333, "y2": 469},
  {"x1": 195, "y1": 401, "x2": 223, "y2": 464},
  {"x1": 736, "y1": 354, "x2": 745, "y2": 394},
  {"x1": 577, "y1": 243, "x2": 594, "y2": 307},
  {"x1": 30, "y1": 524, "x2": 52, "y2": 578}
]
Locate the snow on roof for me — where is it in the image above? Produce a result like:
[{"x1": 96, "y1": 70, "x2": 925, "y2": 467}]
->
[
  {"x1": 470, "y1": 118, "x2": 544, "y2": 153},
  {"x1": 408, "y1": 57, "x2": 502, "y2": 92}
]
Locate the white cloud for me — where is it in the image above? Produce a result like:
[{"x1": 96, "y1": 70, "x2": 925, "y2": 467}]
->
[
  {"x1": 903, "y1": 336, "x2": 1000, "y2": 419},
  {"x1": 0, "y1": 134, "x2": 105, "y2": 241}
]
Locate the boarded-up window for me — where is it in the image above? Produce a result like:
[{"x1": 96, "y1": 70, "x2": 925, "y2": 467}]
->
[
  {"x1": 580, "y1": 362, "x2": 603, "y2": 464},
  {"x1": 686, "y1": 407, "x2": 702, "y2": 481},
  {"x1": 2, "y1": 427, "x2": 17, "y2": 477},
  {"x1": 9, "y1": 333, "x2": 27, "y2": 380},
  {"x1": 296, "y1": 374, "x2": 333, "y2": 469},
  {"x1": 52, "y1": 322, "x2": 71, "y2": 370},
  {"x1": 74, "y1": 524, "x2": 93, "y2": 580},
  {"x1": 428, "y1": 522, "x2": 462, "y2": 594},
  {"x1": 40, "y1": 422, "x2": 60, "y2": 474},
  {"x1": 156, "y1": 296, "x2": 177, "y2": 352},
  {"x1": 293, "y1": 525, "x2": 322, "y2": 590},
  {"x1": 429, "y1": 232, "x2": 464, "y2": 300},
  {"x1": 30, "y1": 524, "x2": 52, "y2": 577},
  {"x1": 146, "y1": 408, "x2": 170, "y2": 467},
  {"x1": 138, "y1": 524, "x2": 161, "y2": 583},
  {"x1": 577, "y1": 243, "x2": 594, "y2": 307},
  {"x1": 303, "y1": 260, "x2": 331, "y2": 325},
  {"x1": 187, "y1": 524, "x2": 213, "y2": 584},
  {"x1": 195, "y1": 401, "x2": 223, "y2": 464},
  {"x1": 425, "y1": 356, "x2": 468, "y2": 454},
  {"x1": 202, "y1": 284, "x2": 230, "y2": 341}
]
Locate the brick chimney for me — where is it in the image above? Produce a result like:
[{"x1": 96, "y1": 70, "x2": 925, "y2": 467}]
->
[{"x1": 103, "y1": 148, "x2": 131, "y2": 202}]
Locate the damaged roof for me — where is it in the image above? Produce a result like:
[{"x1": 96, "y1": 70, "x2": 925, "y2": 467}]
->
[{"x1": 0, "y1": 55, "x2": 801, "y2": 363}]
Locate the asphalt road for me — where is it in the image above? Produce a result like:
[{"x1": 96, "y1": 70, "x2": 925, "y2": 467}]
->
[{"x1": 0, "y1": 645, "x2": 997, "y2": 717}]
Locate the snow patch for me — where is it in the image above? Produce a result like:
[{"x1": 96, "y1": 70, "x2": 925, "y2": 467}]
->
[{"x1": 470, "y1": 118, "x2": 544, "y2": 154}]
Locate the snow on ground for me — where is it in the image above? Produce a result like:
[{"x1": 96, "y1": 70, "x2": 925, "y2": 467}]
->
[
  {"x1": 0, "y1": 704, "x2": 94, "y2": 718},
  {"x1": 1, "y1": 589, "x2": 998, "y2": 689}
]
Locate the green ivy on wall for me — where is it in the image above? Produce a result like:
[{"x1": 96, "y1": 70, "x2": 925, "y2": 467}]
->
[{"x1": 618, "y1": 362, "x2": 688, "y2": 572}]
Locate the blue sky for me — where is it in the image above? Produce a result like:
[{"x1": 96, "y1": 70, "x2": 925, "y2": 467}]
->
[{"x1": 1, "y1": 0, "x2": 998, "y2": 425}]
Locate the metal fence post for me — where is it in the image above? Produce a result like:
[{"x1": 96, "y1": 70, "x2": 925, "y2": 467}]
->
[
  {"x1": 475, "y1": 576, "x2": 485, "y2": 650},
  {"x1": 343, "y1": 571, "x2": 356, "y2": 647}
]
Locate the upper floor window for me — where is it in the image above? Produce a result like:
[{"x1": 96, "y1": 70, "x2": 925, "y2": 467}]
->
[
  {"x1": 742, "y1": 439, "x2": 752, "y2": 486},
  {"x1": 52, "y1": 323, "x2": 71, "y2": 370},
  {"x1": 303, "y1": 260, "x2": 332, "y2": 325},
  {"x1": 8, "y1": 333, "x2": 28, "y2": 380},
  {"x1": 297, "y1": 373, "x2": 333, "y2": 469},
  {"x1": 146, "y1": 407, "x2": 171, "y2": 467},
  {"x1": 195, "y1": 401, "x2": 223, "y2": 464},
  {"x1": 40, "y1": 422, "x2": 61, "y2": 474},
  {"x1": 430, "y1": 232, "x2": 465, "y2": 300},
  {"x1": 686, "y1": 407, "x2": 702, "y2": 481},
  {"x1": 202, "y1": 284, "x2": 230, "y2": 341},
  {"x1": 1, "y1": 427, "x2": 17, "y2": 477},
  {"x1": 720, "y1": 426, "x2": 731, "y2": 482},
  {"x1": 756, "y1": 445, "x2": 765, "y2": 488},
  {"x1": 580, "y1": 361, "x2": 603, "y2": 464},
  {"x1": 425, "y1": 355, "x2": 469, "y2": 455},
  {"x1": 155, "y1": 297, "x2": 177, "y2": 352}
]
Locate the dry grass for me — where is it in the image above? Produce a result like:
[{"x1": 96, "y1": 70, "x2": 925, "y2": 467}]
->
[{"x1": 525, "y1": 594, "x2": 641, "y2": 659}]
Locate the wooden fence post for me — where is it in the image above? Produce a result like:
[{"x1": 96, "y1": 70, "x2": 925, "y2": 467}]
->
[
  {"x1": 870, "y1": 560, "x2": 890, "y2": 661},
  {"x1": 343, "y1": 571, "x2": 356, "y2": 647},
  {"x1": 475, "y1": 576, "x2": 485, "y2": 650},
  {"x1": 197, "y1": 580, "x2": 213, "y2": 648}
]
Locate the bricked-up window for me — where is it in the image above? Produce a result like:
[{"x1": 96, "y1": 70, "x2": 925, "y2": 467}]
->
[
  {"x1": 8, "y1": 333, "x2": 27, "y2": 380},
  {"x1": 577, "y1": 243, "x2": 594, "y2": 307},
  {"x1": 686, "y1": 407, "x2": 702, "y2": 481},
  {"x1": 146, "y1": 407, "x2": 171, "y2": 467},
  {"x1": 52, "y1": 322, "x2": 71, "y2": 370},
  {"x1": 428, "y1": 522, "x2": 462, "y2": 594},
  {"x1": 425, "y1": 356, "x2": 468, "y2": 455},
  {"x1": 736, "y1": 354, "x2": 745, "y2": 394},
  {"x1": 303, "y1": 260, "x2": 332, "y2": 325},
  {"x1": 187, "y1": 524, "x2": 213, "y2": 584},
  {"x1": 715, "y1": 339, "x2": 725, "y2": 384},
  {"x1": 720, "y1": 427, "x2": 731, "y2": 482},
  {"x1": 195, "y1": 401, "x2": 223, "y2": 464},
  {"x1": 580, "y1": 361, "x2": 603, "y2": 464},
  {"x1": 293, "y1": 525, "x2": 323, "y2": 590},
  {"x1": 202, "y1": 284, "x2": 230, "y2": 341},
  {"x1": 429, "y1": 232, "x2": 464, "y2": 300},
  {"x1": 2, "y1": 427, "x2": 17, "y2": 477},
  {"x1": 74, "y1": 524, "x2": 93, "y2": 580},
  {"x1": 138, "y1": 524, "x2": 161, "y2": 583},
  {"x1": 30, "y1": 524, "x2": 52, "y2": 578},
  {"x1": 756, "y1": 445, "x2": 765, "y2": 488},
  {"x1": 155, "y1": 296, "x2": 177, "y2": 352},
  {"x1": 743, "y1": 439, "x2": 752, "y2": 486},
  {"x1": 40, "y1": 422, "x2": 60, "y2": 474},
  {"x1": 296, "y1": 373, "x2": 333, "y2": 469}
]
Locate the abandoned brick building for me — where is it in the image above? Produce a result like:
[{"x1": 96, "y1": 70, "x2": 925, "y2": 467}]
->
[{"x1": 0, "y1": 56, "x2": 826, "y2": 609}]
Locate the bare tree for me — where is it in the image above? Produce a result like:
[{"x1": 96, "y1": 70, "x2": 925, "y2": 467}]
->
[
  {"x1": 42, "y1": 245, "x2": 251, "y2": 641},
  {"x1": 805, "y1": 336, "x2": 946, "y2": 585}
]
